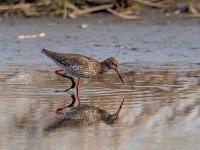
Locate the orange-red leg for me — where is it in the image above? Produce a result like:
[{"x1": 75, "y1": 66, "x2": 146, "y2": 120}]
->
[
  {"x1": 54, "y1": 69, "x2": 76, "y2": 92},
  {"x1": 55, "y1": 108, "x2": 64, "y2": 115},
  {"x1": 55, "y1": 69, "x2": 63, "y2": 76}
]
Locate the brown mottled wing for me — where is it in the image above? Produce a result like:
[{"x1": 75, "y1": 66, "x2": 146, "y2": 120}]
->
[
  {"x1": 42, "y1": 49, "x2": 100, "y2": 78},
  {"x1": 60, "y1": 54, "x2": 100, "y2": 78}
]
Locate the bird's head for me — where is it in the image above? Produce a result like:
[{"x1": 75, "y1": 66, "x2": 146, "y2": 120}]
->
[
  {"x1": 105, "y1": 99, "x2": 124, "y2": 124},
  {"x1": 104, "y1": 57, "x2": 124, "y2": 84}
]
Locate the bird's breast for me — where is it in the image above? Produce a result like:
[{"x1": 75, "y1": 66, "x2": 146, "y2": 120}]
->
[{"x1": 63, "y1": 65, "x2": 98, "y2": 78}]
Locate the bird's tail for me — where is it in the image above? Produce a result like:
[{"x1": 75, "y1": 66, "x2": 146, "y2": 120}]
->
[
  {"x1": 41, "y1": 48, "x2": 60, "y2": 60},
  {"x1": 41, "y1": 48, "x2": 63, "y2": 68},
  {"x1": 41, "y1": 48, "x2": 54, "y2": 57}
]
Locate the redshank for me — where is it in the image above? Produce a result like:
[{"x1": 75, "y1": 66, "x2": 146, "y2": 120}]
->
[
  {"x1": 41, "y1": 48, "x2": 124, "y2": 102},
  {"x1": 44, "y1": 94, "x2": 124, "y2": 130}
]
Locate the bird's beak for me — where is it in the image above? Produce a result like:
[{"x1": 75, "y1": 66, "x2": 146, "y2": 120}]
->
[{"x1": 115, "y1": 69, "x2": 124, "y2": 84}]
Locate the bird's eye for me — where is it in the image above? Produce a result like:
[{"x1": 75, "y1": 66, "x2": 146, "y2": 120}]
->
[{"x1": 112, "y1": 62, "x2": 117, "y2": 66}]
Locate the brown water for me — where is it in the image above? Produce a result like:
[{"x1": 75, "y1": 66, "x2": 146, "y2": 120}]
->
[{"x1": 0, "y1": 15, "x2": 200, "y2": 150}]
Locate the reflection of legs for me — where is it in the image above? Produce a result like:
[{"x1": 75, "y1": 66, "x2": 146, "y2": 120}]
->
[
  {"x1": 56, "y1": 94, "x2": 77, "y2": 115},
  {"x1": 55, "y1": 69, "x2": 75, "y2": 92},
  {"x1": 76, "y1": 79, "x2": 80, "y2": 105}
]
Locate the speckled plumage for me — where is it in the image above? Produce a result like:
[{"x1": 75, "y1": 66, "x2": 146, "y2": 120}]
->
[
  {"x1": 42, "y1": 49, "x2": 122, "y2": 79},
  {"x1": 41, "y1": 48, "x2": 124, "y2": 101},
  {"x1": 42, "y1": 49, "x2": 102, "y2": 78},
  {"x1": 44, "y1": 99, "x2": 124, "y2": 131}
]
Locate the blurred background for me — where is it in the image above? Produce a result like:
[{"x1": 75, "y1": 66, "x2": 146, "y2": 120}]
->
[
  {"x1": 0, "y1": 0, "x2": 200, "y2": 18},
  {"x1": 0, "y1": 0, "x2": 200, "y2": 150}
]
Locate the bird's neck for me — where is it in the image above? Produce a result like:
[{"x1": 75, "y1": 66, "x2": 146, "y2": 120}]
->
[
  {"x1": 98, "y1": 109, "x2": 110, "y2": 120},
  {"x1": 99, "y1": 62, "x2": 109, "y2": 74},
  {"x1": 99, "y1": 110, "x2": 118, "y2": 124}
]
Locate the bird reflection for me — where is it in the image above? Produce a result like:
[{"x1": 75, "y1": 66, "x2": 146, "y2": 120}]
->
[{"x1": 44, "y1": 94, "x2": 124, "y2": 131}]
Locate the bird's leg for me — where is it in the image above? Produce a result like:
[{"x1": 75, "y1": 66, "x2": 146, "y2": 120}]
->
[
  {"x1": 54, "y1": 69, "x2": 76, "y2": 92},
  {"x1": 76, "y1": 79, "x2": 81, "y2": 105},
  {"x1": 56, "y1": 94, "x2": 77, "y2": 115}
]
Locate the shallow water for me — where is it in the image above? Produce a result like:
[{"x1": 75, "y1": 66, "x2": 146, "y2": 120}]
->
[{"x1": 0, "y1": 15, "x2": 200, "y2": 150}]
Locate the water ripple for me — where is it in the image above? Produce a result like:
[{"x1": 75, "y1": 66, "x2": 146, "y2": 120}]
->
[{"x1": 0, "y1": 63, "x2": 200, "y2": 150}]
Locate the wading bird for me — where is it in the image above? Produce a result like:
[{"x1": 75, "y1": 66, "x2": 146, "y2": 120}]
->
[{"x1": 42, "y1": 49, "x2": 124, "y2": 102}]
